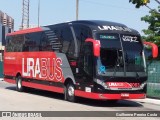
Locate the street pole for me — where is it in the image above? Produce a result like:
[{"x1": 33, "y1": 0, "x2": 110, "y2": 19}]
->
[
  {"x1": 76, "y1": 0, "x2": 79, "y2": 20},
  {"x1": 38, "y1": 0, "x2": 40, "y2": 27}
]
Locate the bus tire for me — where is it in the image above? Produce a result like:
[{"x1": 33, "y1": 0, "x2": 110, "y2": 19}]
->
[
  {"x1": 66, "y1": 82, "x2": 76, "y2": 102},
  {"x1": 16, "y1": 76, "x2": 24, "y2": 92},
  {"x1": 64, "y1": 85, "x2": 67, "y2": 100}
]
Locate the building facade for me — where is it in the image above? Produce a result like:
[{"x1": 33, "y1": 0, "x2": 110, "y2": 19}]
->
[
  {"x1": 0, "y1": 11, "x2": 14, "y2": 78},
  {"x1": 0, "y1": 10, "x2": 14, "y2": 48}
]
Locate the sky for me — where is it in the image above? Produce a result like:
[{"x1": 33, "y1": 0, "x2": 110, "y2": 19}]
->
[{"x1": 0, "y1": 0, "x2": 159, "y2": 35}]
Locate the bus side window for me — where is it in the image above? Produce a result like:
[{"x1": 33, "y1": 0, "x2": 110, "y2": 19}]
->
[
  {"x1": 16, "y1": 35, "x2": 24, "y2": 52},
  {"x1": 62, "y1": 26, "x2": 75, "y2": 57},
  {"x1": 73, "y1": 25, "x2": 92, "y2": 55},
  {"x1": 41, "y1": 29, "x2": 61, "y2": 51},
  {"x1": 24, "y1": 32, "x2": 41, "y2": 52},
  {"x1": 40, "y1": 32, "x2": 53, "y2": 51},
  {"x1": 51, "y1": 28, "x2": 63, "y2": 51},
  {"x1": 6, "y1": 36, "x2": 13, "y2": 52},
  {"x1": 8, "y1": 35, "x2": 24, "y2": 52},
  {"x1": 49, "y1": 25, "x2": 75, "y2": 56},
  {"x1": 41, "y1": 32, "x2": 50, "y2": 51}
]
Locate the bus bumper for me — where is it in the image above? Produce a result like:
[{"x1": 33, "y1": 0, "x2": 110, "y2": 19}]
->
[{"x1": 75, "y1": 90, "x2": 146, "y2": 100}]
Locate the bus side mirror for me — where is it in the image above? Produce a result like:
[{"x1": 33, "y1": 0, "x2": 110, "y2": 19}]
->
[
  {"x1": 85, "y1": 38, "x2": 100, "y2": 57},
  {"x1": 143, "y1": 41, "x2": 158, "y2": 58}
]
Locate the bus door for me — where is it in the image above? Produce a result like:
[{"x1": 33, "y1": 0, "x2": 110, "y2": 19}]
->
[{"x1": 76, "y1": 42, "x2": 94, "y2": 91}]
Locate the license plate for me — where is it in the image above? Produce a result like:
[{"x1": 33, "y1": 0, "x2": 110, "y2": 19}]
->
[{"x1": 121, "y1": 93, "x2": 129, "y2": 97}]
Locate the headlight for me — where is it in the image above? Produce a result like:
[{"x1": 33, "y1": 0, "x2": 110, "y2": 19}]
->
[
  {"x1": 140, "y1": 82, "x2": 147, "y2": 89},
  {"x1": 96, "y1": 79, "x2": 109, "y2": 89}
]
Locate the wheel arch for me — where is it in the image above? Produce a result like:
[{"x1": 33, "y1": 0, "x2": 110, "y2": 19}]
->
[
  {"x1": 64, "y1": 77, "x2": 75, "y2": 87},
  {"x1": 16, "y1": 72, "x2": 21, "y2": 78}
]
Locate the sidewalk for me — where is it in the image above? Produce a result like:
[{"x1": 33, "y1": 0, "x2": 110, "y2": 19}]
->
[{"x1": 131, "y1": 98, "x2": 160, "y2": 105}]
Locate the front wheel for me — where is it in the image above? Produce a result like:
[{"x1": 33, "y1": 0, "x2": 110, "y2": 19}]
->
[
  {"x1": 65, "y1": 82, "x2": 76, "y2": 102},
  {"x1": 16, "y1": 76, "x2": 24, "y2": 92}
]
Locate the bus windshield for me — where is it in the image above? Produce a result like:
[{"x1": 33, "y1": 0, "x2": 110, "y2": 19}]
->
[{"x1": 96, "y1": 33, "x2": 146, "y2": 77}]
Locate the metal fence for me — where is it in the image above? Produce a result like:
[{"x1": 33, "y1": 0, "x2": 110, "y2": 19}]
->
[{"x1": 147, "y1": 60, "x2": 160, "y2": 98}]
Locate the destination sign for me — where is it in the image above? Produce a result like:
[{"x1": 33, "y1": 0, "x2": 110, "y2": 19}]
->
[{"x1": 98, "y1": 26, "x2": 132, "y2": 32}]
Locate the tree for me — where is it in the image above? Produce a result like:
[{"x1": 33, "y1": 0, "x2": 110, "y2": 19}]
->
[
  {"x1": 129, "y1": 0, "x2": 150, "y2": 8},
  {"x1": 141, "y1": 6, "x2": 160, "y2": 46},
  {"x1": 129, "y1": 0, "x2": 160, "y2": 8}
]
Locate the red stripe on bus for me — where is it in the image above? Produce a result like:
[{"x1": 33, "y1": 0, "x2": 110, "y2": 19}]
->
[
  {"x1": 7, "y1": 27, "x2": 43, "y2": 36},
  {"x1": 4, "y1": 78, "x2": 16, "y2": 84},
  {"x1": 75, "y1": 90, "x2": 146, "y2": 100},
  {"x1": 22, "y1": 81, "x2": 64, "y2": 93}
]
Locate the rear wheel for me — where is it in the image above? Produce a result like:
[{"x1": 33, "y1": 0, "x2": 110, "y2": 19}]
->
[
  {"x1": 65, "y1": 82, "x2": 76, "y2": 102},
  {"x1": 16, "y1": 76, "x2": 24, "y2": 92}
]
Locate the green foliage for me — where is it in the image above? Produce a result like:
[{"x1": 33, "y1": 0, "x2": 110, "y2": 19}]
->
[
  {"x1": 141, "y1": 6, "x2": 160, "y2": 46},
  {"x1": 129, "y1": 0, "x2": 150, "y2": 8}
]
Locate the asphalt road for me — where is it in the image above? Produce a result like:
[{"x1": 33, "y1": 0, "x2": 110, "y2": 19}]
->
[{"x1": 0, "y1": 80, "x2": 160, "y2": 120}]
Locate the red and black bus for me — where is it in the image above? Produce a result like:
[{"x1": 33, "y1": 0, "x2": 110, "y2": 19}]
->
[{"x1": 4, "y1": 20, "x2": 158, "y2": 102}]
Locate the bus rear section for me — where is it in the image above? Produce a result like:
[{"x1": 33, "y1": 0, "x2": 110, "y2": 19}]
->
[{"x1": 4, "y1": 20, "x2": 158, "y2": 102}]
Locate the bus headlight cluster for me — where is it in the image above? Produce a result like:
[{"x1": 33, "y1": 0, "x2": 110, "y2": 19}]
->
[
  {"x1": 96, "y1": 79, "x2": 109, "y2": 89},
  {"x1": 140, "y1": 82, "x2": 147, "y2": 89}
]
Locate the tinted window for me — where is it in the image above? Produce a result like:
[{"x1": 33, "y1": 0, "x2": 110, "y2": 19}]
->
[
  {"x1": 41, "y1": 27, "x2": 62, "y2": 51},
  {"x1": 60, "y1": 26, "x2": 75, "y2": 56},
  {"x1": 6, "y1": 35, "x2": 25, "y2": 52},
  {"x1": 50, "y1": 25, "x2": 75, "y2": 57},
  {"x1": 41, "y1": 32, "x2": 52, "y2": 51},
  {"x1": 25, "y1": 32, "x2": 41, "y2": 52},
  {"x1": 6, "y1": 32, "x2": 42, "y2": 52},
  {"x1": 73, "y1": 25, "x2": 92, "y2": 54},
  {"x1": 62, "y1": 27, "x2": 75, "y2": 56},
  {"x1": 6, "y1": 36, "x2": 13, "y2": 52}
]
